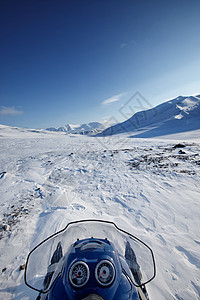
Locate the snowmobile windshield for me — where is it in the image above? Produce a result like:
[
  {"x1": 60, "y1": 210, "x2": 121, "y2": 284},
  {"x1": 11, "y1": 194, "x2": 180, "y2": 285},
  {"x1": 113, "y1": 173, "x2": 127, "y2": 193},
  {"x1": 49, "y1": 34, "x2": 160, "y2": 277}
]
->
[{"x1": 25, "y1": 219, "x2": 156, "y2": 293}]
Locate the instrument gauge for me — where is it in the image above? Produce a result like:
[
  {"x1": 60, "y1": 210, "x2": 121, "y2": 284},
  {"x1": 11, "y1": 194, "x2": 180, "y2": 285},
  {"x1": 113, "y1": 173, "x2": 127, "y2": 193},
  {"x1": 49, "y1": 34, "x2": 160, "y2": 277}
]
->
[
  {"x1": 69, "y1": 261, "x2": 90, "y2": 288},
  {"x1": 95, "y1": 260, "x2": 115, "y2": 286}
]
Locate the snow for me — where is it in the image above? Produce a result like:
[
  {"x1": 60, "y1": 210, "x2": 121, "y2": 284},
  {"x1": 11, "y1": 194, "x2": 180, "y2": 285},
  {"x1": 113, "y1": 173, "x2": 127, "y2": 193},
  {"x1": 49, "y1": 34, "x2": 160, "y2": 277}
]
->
[
  {"x1": 99, "y1": 95, "x2": 200, "y2": 138},
  {"x1": 0, "y1": 126, "x2": 200, "y2": 299}
]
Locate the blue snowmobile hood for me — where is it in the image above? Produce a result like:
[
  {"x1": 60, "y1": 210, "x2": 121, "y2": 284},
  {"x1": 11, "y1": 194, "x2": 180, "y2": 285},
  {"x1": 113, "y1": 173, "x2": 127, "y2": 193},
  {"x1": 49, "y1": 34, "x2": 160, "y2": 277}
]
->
[{"x1": 47, "y1": 238, "x2": 139, "y2": 299}]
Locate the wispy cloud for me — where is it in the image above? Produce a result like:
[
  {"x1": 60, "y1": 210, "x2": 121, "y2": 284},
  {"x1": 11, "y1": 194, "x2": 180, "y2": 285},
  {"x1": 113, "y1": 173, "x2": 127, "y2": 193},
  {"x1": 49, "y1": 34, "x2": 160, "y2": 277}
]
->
[
  {"x1": 102, "y1": 93, "x2": 125, "y2": 105},
  {"x1": 0, "y1": 106, "x2": 23, "y2": 116},
  {"x1": 120, "y1": 43, "x2": 127, "y2": 48}
]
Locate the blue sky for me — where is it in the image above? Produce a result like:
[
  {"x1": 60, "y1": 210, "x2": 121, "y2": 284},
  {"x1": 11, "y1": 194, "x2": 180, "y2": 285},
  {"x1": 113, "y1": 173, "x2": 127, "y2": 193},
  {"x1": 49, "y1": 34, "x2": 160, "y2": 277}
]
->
[{"x1": 0, "y1": 0, "x2": 200, "y2": 129}]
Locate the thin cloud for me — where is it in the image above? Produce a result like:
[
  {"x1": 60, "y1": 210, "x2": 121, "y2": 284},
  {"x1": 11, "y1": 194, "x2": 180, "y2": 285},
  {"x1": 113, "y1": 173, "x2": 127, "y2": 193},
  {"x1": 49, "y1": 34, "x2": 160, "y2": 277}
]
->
[
  {"x1": 0, "y1": 106, "x2": 23, "y2": 116},
  {"x1": 102, "y1": 93, "x2": 125, "y2": 105},
  {"x1": 120, "y1": 43, "x2": 127, "y2": 48}
]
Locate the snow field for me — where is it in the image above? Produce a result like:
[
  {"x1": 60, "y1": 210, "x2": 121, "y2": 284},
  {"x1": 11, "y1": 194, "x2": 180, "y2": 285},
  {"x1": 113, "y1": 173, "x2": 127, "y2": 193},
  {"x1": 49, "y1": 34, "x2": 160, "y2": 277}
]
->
[{"x1": 0, "y1": 131, "x2": 200, "y2": 299}]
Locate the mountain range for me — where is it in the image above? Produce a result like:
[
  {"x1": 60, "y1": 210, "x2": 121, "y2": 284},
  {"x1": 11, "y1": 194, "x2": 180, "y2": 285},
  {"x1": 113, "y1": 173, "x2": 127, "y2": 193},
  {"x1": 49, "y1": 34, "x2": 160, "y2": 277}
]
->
[
  {"x1": 46, "y1": 122, "x2": 105, "y2": 135},
  {"x1": 1, "y1": 94, "x2": 199, "y2": 139},
  {"x1": 98, "y1": 94, "x2": 200, "y2": 138}
]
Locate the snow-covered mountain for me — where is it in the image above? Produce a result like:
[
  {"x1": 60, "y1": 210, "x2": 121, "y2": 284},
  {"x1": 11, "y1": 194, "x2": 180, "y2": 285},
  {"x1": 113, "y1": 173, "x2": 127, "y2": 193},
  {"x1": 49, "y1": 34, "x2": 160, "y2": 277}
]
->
[
  {"x1": 98, "y1": 95, "x2": 200, "y2": 138},
  {"x1": 46, "y1": 122, "x2": 105, "y2": 135}
]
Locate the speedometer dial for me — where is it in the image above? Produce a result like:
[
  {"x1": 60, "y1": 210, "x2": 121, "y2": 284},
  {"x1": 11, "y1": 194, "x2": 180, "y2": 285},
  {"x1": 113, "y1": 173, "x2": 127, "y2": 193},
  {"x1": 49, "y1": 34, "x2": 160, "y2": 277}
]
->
[
  {"x1": 95, "y1": 260, "x2": 115, "y2": 286},
  {"x1": 69, "y1": 261, "x2": 90, "y2": 288}
]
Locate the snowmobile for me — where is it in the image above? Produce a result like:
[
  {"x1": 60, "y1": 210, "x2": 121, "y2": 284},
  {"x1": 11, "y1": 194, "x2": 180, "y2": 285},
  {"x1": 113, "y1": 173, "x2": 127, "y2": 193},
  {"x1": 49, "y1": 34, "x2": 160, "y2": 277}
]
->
[{"x1": 25, "y1": 220, "x2": 156, "y2": 300}]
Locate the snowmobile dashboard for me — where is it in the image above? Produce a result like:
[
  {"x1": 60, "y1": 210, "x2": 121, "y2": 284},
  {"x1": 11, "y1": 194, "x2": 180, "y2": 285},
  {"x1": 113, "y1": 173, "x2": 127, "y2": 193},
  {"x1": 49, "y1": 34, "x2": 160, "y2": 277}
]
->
[
  {"x1": 61, "y1": 238, "x2": 137, "y2": 299},
  {"x1": 40, "y1": 237, "x2": 140, "y2": 299},
  {"x1": 68, "y1": 239, "x2": 116, "y2": 288},
  {"x1": 25, "y1": 220, "x2": 156, "y2": 300}
]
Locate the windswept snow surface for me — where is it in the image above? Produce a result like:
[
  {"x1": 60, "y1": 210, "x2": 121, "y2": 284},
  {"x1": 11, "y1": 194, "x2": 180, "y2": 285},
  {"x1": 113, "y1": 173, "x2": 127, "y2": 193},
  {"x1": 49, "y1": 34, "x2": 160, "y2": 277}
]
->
[{"x1": 0, "y1": 127, "x2": 200, "y2": 299}]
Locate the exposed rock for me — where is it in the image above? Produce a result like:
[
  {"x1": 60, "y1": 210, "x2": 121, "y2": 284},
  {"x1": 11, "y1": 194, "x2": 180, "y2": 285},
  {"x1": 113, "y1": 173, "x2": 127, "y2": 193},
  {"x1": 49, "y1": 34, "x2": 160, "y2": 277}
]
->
[
  {"x1": 173, "y1": 143, "x2": 186, "y2": 149},
  {"x1": 0, "y1": 224, "x2": 8, "y2": 231},
  {"x1": 19, "y1": 264, "x2": 26, "y2": 271},
  {"x1": 179, "y1": 150, "x2": 186, "y2": 154}
]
